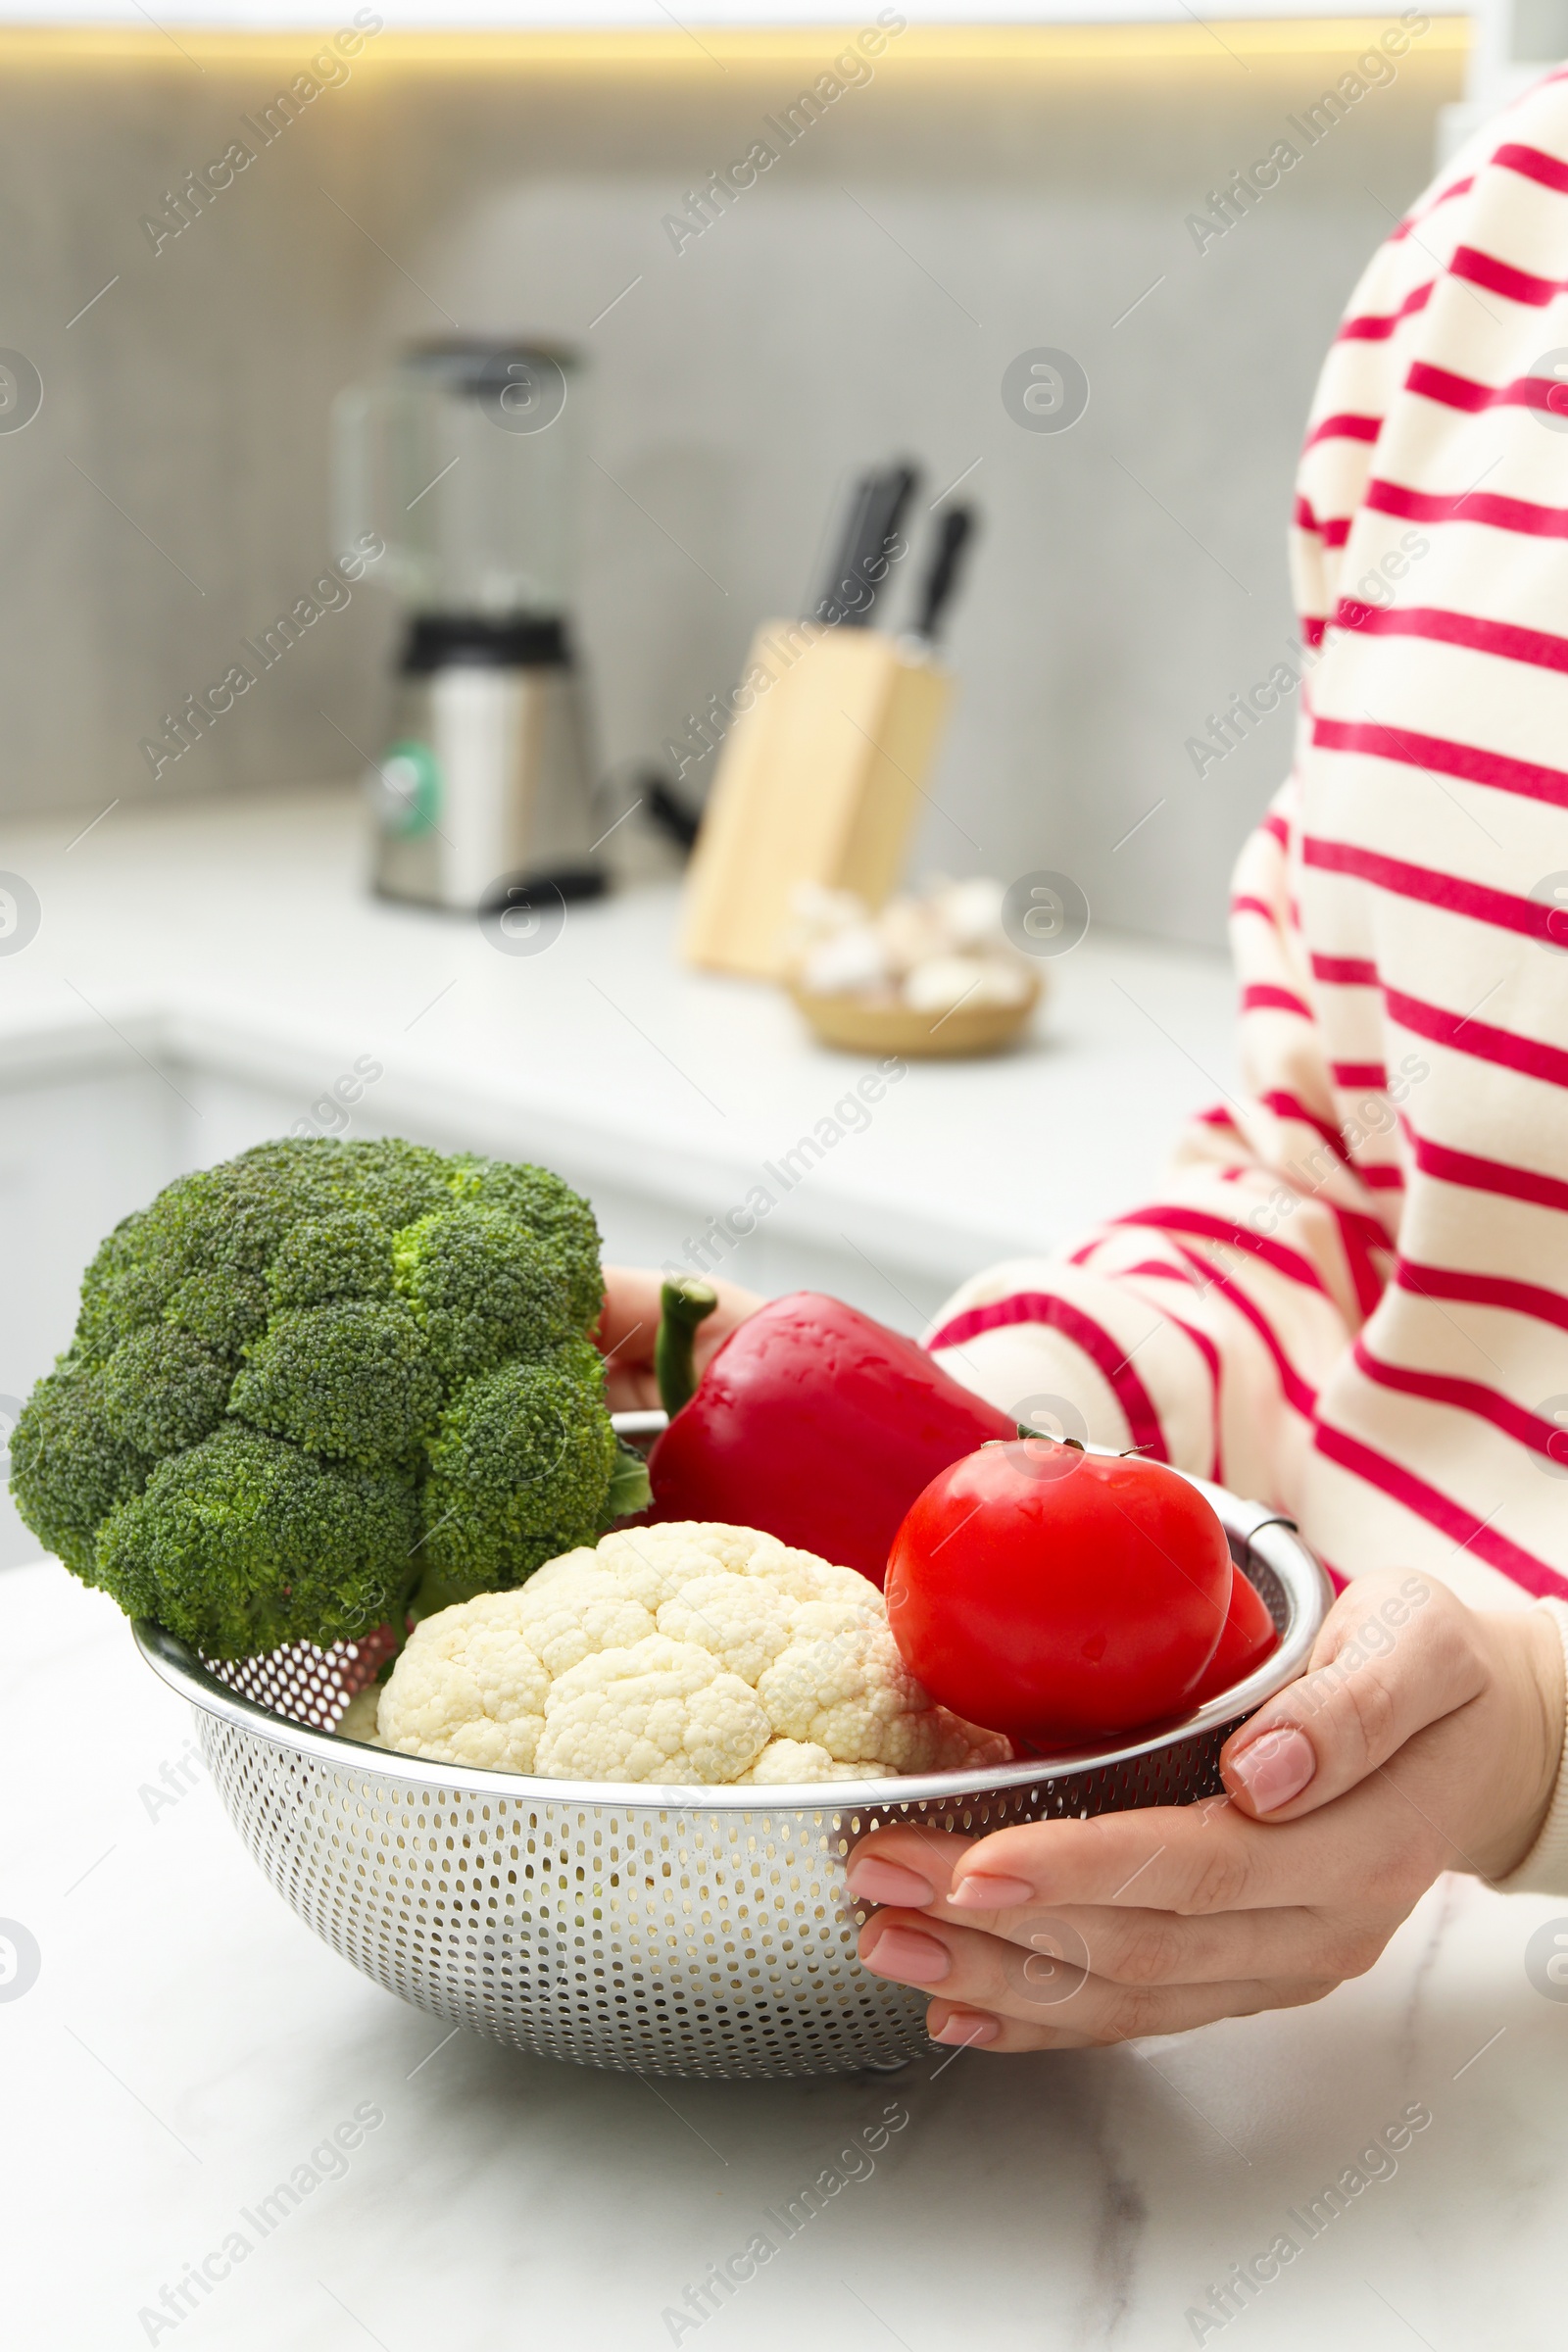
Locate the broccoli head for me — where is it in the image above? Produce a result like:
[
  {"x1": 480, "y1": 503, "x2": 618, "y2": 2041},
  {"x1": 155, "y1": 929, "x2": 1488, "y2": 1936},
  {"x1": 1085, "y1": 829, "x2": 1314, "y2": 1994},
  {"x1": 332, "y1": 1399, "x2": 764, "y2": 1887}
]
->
[{"x1": 10, "y1": 1135, "x2": 628, "y2": 1661}]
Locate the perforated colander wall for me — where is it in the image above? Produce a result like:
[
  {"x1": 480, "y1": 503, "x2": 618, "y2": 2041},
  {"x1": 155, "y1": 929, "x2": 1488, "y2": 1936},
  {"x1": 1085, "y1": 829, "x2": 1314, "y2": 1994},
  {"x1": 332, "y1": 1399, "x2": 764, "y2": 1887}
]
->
[
  {"x1": 164, "y1": 1527, "x2": 1321, "y2": 2079},
  {"x1": 197, "y1": 1712, "x2": 1235, "y2": 2079}
]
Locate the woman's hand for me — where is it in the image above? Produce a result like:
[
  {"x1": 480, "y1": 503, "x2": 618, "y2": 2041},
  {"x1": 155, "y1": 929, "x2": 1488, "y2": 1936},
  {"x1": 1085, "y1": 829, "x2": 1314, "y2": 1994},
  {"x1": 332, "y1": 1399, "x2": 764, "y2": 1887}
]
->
[
  {"x1": 592, "y1": 1265, "x2": 764, "y2": 1413},
  {"x1": 846, "y1": 1571, "x2": 1566, "y2": 2051}
]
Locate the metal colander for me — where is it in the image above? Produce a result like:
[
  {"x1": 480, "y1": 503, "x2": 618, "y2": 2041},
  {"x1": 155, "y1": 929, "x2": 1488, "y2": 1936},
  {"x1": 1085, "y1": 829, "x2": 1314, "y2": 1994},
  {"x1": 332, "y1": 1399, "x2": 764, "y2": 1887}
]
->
[{"x1": 133, "y1": 1466, "x2": 1328, "y2": 2081}]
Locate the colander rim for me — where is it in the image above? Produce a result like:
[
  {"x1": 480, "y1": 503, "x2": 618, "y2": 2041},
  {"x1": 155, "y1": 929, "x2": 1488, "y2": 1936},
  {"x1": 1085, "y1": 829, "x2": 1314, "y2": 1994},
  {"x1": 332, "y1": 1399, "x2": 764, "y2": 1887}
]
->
[{"x1": 131, "y1": 1475, "x2": 1331, "y2": 1811}]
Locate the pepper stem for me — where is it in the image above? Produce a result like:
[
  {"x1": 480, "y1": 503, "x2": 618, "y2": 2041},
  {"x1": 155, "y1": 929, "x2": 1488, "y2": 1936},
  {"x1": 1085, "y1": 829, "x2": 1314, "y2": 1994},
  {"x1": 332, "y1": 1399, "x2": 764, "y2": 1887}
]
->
[{"x1": 657, "y1": 1276, "x2": 718, "y2": 1418}]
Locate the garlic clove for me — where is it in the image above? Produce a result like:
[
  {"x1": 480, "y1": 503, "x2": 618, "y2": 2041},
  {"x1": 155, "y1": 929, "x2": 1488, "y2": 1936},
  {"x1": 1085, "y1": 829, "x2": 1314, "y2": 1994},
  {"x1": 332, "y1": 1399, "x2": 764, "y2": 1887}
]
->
[
  {"x1": 903, "y1": 953, "x2": 1032, "y2": 1012},
  {"x1": 936, "y1": 875, "x2": 1008, "y2": 950},
  {"x1": 800, "y1": 925, "x2": 892, "y2": 997}
]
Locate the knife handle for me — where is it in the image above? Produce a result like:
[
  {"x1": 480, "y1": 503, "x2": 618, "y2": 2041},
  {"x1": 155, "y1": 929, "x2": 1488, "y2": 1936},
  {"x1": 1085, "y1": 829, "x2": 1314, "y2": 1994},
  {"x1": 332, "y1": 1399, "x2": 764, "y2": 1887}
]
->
[
  {"x1": 849, "y1": 463, "x2": 918, "y2": 628},
  {"x1": 811, "y1": 470, "x2": 880, "y2": 625},
  {"x1": 913, "y1": 506, "x2": 976, "y2": 644}
]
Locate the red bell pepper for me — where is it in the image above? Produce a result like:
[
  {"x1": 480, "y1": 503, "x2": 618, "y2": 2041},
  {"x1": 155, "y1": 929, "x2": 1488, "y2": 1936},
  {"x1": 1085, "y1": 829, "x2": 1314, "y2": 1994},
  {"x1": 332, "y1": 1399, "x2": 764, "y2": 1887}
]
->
[{"x1": 647, "y1": 1285, "x2": 1015, "y2": 1586}]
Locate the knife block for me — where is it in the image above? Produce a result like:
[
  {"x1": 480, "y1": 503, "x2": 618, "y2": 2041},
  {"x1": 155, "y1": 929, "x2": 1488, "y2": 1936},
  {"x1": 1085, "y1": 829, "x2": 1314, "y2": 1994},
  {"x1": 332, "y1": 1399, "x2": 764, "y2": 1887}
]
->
[{"x1": 679, "y1": 621, "x2": 954, "y2": 981}]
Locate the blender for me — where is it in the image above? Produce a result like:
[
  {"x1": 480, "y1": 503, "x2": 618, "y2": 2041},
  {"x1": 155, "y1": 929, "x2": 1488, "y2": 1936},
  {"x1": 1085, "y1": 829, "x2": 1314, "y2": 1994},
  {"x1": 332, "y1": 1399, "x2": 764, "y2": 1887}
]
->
[{"x1": 333, "y1": 339, "x2": 602, "y2": 911}]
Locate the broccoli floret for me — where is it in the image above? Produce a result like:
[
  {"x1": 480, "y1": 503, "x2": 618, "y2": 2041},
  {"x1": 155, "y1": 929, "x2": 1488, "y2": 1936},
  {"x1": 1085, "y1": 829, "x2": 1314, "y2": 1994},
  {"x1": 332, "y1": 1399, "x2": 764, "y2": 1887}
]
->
[
  {"x1": 99, "y1": 1327, "x2": 230, "y2": 1455},
  {"x1": 446, "y1": 1156, "x2": 604, "y2": 1333},
  {"x1": 72, "y1": 1209, "x2": 183, "y2": 1366},
  {"x1": 392, "y1": 1203, "x2": 575, "y2": 1388},
  {"x1": 141, "y1": 1159, "x2": 315, "y2": 1280},
  {"x1": 225, "y1": 1138, "x2": 349, "y2": 1199},
  {"x1": 269, "y1": 1211, "x2": 393, "y2": 1309},
  {"x1": 414, "y1": 1338, "x2": 617, "y2": 1605},
  {"x1": 10, "y1": 1136, "x2": 618, "y2": 1659},
  {"x1": 96, "y1": 1426, "x2": 418, "y2": 1658},
  {"x1": 335, "y1": 1137, "x2": 453, "y2": 1232},
  {"x1": 229, "y1": 1299, "x2": 440, "y2": 1468},
  {"x1": 8, "y1": 1364, "x2": 156, "y2": 1578},
  {"x1": 163, "y1": 1269, "x2": 271, "y2": 1362}
]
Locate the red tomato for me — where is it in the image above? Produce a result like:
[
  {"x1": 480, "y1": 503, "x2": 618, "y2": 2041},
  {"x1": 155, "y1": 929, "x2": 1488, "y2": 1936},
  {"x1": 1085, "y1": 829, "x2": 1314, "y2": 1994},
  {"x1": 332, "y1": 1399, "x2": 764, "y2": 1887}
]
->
[
  {"x1": 884, "y1": 1439, "x2": 1232, "y2": 1747},
  {"x1": 1192, "y1": 1565, "x2": 1279, "y2": 1704}
]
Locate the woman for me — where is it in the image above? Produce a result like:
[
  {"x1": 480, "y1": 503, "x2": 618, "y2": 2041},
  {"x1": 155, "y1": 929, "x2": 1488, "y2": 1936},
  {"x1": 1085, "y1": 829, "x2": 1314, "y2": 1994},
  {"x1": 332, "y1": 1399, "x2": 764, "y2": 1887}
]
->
[{"x1": 595, "y1": 77, "x2": 1568, "y2": 2052}]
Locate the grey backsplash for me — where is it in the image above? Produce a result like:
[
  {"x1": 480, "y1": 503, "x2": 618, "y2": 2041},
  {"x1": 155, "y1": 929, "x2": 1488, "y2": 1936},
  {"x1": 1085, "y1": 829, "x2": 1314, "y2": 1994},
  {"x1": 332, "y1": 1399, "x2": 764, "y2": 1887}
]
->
[{"x1": 0, "y1": 39, "x2": 1459, "y2": 946}]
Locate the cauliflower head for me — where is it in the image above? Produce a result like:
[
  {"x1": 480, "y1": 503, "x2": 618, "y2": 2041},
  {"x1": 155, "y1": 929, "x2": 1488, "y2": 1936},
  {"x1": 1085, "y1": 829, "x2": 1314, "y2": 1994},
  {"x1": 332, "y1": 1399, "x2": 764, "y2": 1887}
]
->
[{"x1": 369, "y1": 1520, "x2": 1011, "y2": 1786}]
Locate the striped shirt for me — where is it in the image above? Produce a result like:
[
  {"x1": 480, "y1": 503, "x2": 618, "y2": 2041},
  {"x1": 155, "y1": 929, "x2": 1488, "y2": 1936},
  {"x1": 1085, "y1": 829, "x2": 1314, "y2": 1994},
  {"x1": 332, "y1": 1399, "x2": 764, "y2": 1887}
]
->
[{"x1": 930, "y1": 82, "x2": 1568, "y2": 1660}]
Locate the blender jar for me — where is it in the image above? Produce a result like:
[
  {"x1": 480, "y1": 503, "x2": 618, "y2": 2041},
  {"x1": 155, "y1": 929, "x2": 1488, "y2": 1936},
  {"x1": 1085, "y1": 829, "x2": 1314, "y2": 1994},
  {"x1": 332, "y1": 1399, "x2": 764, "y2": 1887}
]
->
[{"x1": 333, "y1": 340, "x2": 601, "y2": 912}]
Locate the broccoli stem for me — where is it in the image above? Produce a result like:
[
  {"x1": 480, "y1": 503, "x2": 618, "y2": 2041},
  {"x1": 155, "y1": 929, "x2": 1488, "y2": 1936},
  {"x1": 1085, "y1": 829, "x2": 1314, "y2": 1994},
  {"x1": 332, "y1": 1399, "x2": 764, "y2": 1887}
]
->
[
  {"x1": 656, "y1": 1277, "x2": 718, "y2": 1419},
  {"x1": 606, "y1": 1436, "x2": 653, "y2": 1521},
  {"x1": 373, "y1": 1563, "x2": 426, "y2": 1678}
]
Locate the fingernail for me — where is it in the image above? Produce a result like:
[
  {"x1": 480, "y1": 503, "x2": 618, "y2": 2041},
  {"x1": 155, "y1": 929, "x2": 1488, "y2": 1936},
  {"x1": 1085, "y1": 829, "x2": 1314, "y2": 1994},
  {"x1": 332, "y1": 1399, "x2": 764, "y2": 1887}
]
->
[
  {"x1": 861, "y1": 1924, "x2": 952, "y2": 1985},
  {"x1": 949, "y1": 1873, "x2": 1035, "y2": 1910},
  {"x1": 932, "y1": 2010, "x2": 1001, "y2": 2047},
  {"x1": 1228, "y1": 1725, "x2": 1315, "y2": 1813},
  {"x1": 845, "y1": 1857, "x2": 936, "y2": 1906}
]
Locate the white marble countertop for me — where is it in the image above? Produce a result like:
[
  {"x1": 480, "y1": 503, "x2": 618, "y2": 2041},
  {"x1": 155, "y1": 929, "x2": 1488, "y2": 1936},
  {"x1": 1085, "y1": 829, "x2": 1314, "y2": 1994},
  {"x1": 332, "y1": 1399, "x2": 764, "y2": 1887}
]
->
[
  {"x1": 8, "y1": 1555, "x2": 1567, "y2": 2352},
  {"x1": 0, "y1": 785, "x2": 1240, "y2": 1302}
]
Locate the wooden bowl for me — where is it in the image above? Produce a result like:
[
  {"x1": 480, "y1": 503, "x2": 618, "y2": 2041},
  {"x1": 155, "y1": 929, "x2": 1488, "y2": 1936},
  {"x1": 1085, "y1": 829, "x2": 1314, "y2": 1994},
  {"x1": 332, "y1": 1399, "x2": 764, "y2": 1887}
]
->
[{"x1": 788, "y1": 976, "x2": 1041, "y2": 1058}]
